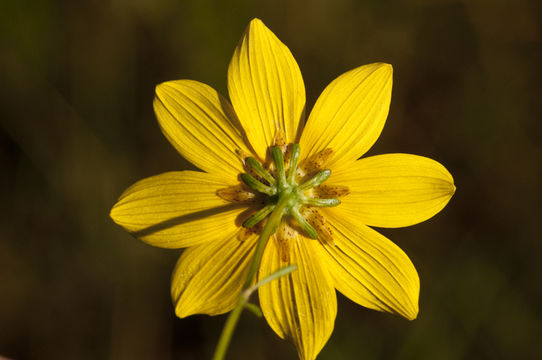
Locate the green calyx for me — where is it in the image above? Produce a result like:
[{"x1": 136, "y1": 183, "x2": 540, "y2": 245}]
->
[{"x1": 241, "y1": 144, "x2": 339, "y2": 239}]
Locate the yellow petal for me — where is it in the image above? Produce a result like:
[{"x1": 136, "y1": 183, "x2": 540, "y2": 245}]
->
[
  {"x1": 320, "y1": 209, "x2": 419, "y2": 320},
  {"x1": 329, "y1": 153, "x2": 455, "y2": 228},
  {"x1": 228, "y1": 18, "x2": 306, "y2": 159},
  {"x1": 300, "y1": 63, "x2": 392, "y2": 170},
  {"x1": 154, "y1": 79, "x2": 251, "y2": 178},
  {"x1": 171, "y1": 232, "x2": 257, "y2": 317},
  {"x1": 110, "y1": 171, "x2": 244, "y2": 248},
  {"x1": 258, "y1": 234, "x2": 337, "y2": 360}
]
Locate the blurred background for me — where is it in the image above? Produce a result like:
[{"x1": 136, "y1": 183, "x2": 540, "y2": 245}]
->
[{"x1": 1, "y1": 0, "x2": 541, "y2": 359}]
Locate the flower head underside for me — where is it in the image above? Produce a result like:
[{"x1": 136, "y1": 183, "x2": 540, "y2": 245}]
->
[{"x1": 110, "y1": 18, "x2": 455, "y2": 360}]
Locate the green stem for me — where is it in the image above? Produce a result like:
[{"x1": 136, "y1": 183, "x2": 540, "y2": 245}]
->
[
  {"x1": 212, "y1": 194, "x2": 290, "y2": 360},
  {"x1": 242, "y1": 194, "x2": 289, "y2": 288},
  {"x1": 212, "y1": 298, "x2": 245, "y2": 360}
]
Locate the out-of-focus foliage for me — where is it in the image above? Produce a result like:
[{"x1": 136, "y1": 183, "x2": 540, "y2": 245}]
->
[{"x1": 1, "y1": 0, "x2": 541, "y2": 359}]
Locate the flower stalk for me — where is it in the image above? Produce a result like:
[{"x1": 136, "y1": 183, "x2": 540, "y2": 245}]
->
[{"x1": 212, "y1": 193, "x2": 292, "y2": 360}]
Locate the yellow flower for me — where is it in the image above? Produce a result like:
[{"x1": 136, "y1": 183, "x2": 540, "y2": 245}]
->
[{"x1": 110, "y1": 18, "x2": 455, "y2": 360}]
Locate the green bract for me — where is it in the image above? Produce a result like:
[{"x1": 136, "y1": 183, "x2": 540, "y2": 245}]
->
[{"x1": 241, "y1": 144, "x2": 340, "y2": 238}]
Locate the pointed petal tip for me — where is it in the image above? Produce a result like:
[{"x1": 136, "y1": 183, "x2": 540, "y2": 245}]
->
[
  {"x1": 405, "y1": 305, "x2": 419, "y2": 321},
  {"x1": 154, "y1": 81, "x2": 168, "y2": 96},
  {"x1": 246, "y1": 18, "x2": 274, "y2": 40},
  {"x1": 369, "y1": 63, "x2": 393, "y2": 85},
  {"x1": 376, "y1": 62, "x2": 393, "y2": 71},
  {"x1": 366, "y1": 62, "x2": 393, "y2": 76},
  {"x1": 173, "y1": 303, "x2": 192, "y2": 319},
  {"x1": 443, "y1": 175, "x2": 456, "y2": 198},
  {"x1": 377, "y1": 62, "x2": 393, "y2": 79},
  {"x1": 109, "y1": 199, "x2": 127, "y2": 227},
  {"x1": 442, "y1": 165, "x2": 456, "y2": 195},
  {"x1": 154, "y1": 80, "x2": 183, "y2": 98},
  {"x1": 154, "y1": 80, "x2": 192, "y2": 98},
  {"x1": 109, "y1": 204, "x2": 118, "y2": 223},
  {"x1": 154, "y1": 83, "x2": 173, "y2": 108},
  {"x1": 402, "y1": 288, "x2": 419, "y2": 321},
  {"x1": 174, "y1": 301, "x2": 200, "y2": 319},
  {"x1": 249, "y1": 17, "x2": 264, "y2": 26},
  {"x1": 246, "y1": 18, "x2": 266, "y2": 34}
]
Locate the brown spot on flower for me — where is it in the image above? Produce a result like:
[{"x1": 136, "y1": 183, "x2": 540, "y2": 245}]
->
[
  {"x1": 273, "y1": 128, "x2": 291, "y2": 170},
  {"x1": 237, "y1": 221, "x2": 264, "y2": 241},
  {"x1": 302, "y1": 208, "x2": 334, "y2": 245},
  {"x1": 314, "y1": 184, "x2": 350, "y2": 198},
  {"x1": 273, "y1": 128, "x2": 287, "y2": 149},
  {"x1": 302, "y1": 148, "x2": 333, "y2": 174},
  {"x1": 275, "y1": 221, "x2": 296, "y2": 262}
]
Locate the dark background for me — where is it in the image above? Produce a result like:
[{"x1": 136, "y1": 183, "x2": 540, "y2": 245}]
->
[{"x1": 1, "y1": 0, "x2": 541, "y2": 359}]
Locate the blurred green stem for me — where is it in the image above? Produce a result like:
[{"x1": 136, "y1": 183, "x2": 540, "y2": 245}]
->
[{"x1": 212, "y1": 195, "x2": 294, "y2": 360}]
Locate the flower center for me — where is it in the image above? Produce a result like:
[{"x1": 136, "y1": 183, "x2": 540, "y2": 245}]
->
[{"x1": 240, "y1": 144, "x2": 340, "y2": 240}]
